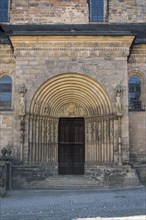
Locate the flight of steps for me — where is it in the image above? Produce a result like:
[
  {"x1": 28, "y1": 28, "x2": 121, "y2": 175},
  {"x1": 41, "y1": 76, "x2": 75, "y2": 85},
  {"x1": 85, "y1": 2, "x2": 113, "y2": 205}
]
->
[
  {"x1": 12, "y1": 165, "x2": 141, "y2": 189},
  {"x1": 30, "y1": 175, "x2": 104, "y2": 189}
]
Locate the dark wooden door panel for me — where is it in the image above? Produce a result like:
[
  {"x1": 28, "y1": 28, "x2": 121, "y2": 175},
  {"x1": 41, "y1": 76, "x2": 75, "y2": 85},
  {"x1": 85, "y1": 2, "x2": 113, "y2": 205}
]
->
[{"x1": 58, "y1": 118, "x2": 85, "y2": 175}]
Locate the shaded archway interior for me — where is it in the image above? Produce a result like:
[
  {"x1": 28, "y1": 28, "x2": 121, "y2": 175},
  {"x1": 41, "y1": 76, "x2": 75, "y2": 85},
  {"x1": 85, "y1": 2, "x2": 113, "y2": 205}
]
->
[{"x1": 30, "y1": 73, "x2": 113, "y2": 117}]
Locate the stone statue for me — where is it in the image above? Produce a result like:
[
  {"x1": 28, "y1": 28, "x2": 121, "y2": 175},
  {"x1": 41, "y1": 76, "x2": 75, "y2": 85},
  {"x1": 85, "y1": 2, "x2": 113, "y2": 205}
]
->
[
  {"x1": 34, "y1": 100, "x2": 41, "y2": 115},
  {"x1": 18, "y1": 83, "x2": 27, "y2": 116},
  {"x1": 19, "y1": 92, "x2": 25, "y2": 116},
  {"x1": 116, "y1": 92, "x2": 122, "y2": 116}
]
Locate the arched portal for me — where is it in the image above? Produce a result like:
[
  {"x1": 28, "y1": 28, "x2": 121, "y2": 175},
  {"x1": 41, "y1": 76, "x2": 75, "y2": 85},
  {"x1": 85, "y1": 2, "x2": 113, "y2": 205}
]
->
[
  {"x1": 28, "y1": 73, "x2": 115, "y2": 173},
  {"x1": 30, "y1": 73, "x2": 112, "y2": 116}
]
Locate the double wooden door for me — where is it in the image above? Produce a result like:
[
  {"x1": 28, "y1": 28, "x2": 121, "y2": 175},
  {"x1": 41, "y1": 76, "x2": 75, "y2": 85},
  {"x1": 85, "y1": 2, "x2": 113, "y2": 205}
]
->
[{"x1": 58, "y1": 118, "x2": 85, "y2": 175}]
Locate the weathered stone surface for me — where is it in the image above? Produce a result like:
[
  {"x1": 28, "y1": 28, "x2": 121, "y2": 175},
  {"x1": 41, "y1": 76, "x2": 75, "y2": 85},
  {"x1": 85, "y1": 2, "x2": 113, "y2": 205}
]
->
[
  {"x1": 9, "y1": 0, "x2": 146, "y2": 24},
  {"x1": 129, "y1": 112, "x2": 146, "y2": 163},
  {"x1": 12, "y1": 164, "x2": 58, "y2": 189},
  {"x1": 109, "y1": 0, "x2": 146, "y2": 23},
  {"x1": 10, "y1": 0, "x2": 88, "y2": 24},
  {"x1": 0, "y1": 1, "x2": 146, "y2": 188},
  {"x1": 11, "y1": 164, "x2": 140, "y2": 189}
]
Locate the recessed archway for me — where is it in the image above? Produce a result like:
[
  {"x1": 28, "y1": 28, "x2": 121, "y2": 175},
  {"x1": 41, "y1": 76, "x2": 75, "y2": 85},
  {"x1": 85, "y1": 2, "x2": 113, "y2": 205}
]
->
[
  {"x1": 30, "y1": 73, "x2": 113, "y2": 117},
  {"x1": 28, "y1": 73, "x2": 114, "y2": 166}
]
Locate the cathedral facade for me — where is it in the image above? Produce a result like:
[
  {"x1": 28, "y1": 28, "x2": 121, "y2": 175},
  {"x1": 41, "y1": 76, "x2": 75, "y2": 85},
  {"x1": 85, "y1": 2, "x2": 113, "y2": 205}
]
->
[{"x1": 0, "y1": 0, "x2": 146, "y2": 188}]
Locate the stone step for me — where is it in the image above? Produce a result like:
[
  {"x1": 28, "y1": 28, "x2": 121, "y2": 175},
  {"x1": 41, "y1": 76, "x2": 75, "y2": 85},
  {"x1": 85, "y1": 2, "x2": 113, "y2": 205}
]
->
[
  {"x1": 14, "y1": 175, "x2": 140, "y2": 189},
  {"x1": 42, "y1": 176, "x2": 102, "y2": 185},
  {"x1": 23, "y1": 178, "x2": 105, "y2": 189},
  {"x1": 12, "y1": 166, "x2": 141, "y2": 189}
]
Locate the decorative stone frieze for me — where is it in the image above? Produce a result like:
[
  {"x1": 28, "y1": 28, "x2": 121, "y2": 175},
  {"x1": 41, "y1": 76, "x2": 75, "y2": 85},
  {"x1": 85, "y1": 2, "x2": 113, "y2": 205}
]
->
[
  {"x1": 128, "y1": 44, "x2": 146, "y2": 63},
  {"x1": 14, "y1": 47, "x2": 130, "y2": 58},
  {"x1": 9, "y1": 35, "x2": 135, "y2": 59},
  {"x1": 129, "y1": 55, "x2": 146, "y2": 63}
]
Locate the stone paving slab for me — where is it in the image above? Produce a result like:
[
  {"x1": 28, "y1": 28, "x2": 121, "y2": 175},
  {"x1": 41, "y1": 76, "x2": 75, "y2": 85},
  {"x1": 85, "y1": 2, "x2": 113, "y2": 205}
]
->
[{"x1": 0, "y1": 186, "x2": 146, "y2": 220}]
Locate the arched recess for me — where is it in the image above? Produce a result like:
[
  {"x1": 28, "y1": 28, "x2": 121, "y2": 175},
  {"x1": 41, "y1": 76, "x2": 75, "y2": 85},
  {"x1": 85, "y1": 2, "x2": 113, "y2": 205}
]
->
[
  {"x1": 28, "y1": 73, "x2": 115, "y2": 165},
  {"x1": 30, "y1": 73, "x2": 112, "y2": 116}
]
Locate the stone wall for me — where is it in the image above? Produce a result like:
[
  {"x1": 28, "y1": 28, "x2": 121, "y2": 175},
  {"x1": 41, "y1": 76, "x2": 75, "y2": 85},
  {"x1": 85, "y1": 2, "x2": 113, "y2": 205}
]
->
[
  {"x1": 0, "y1": 113, "x2": 14, "y2": 147},
  {"x1": 0, "y1": 44, "x2": 15, "y2": 150},
  {"x1": 128, "y1": 43, "x2": 146, "y2": 184},
  {"x1": 10, "y1": 0, "x2": 88, "y2": 24},
  {"x1": 109, "y1": 0, "x2": 146, "y2": 23},
  {"x1": 9, "y1": 0, "x2": 146, "y2": 24},
  {"x1": 128, "y1": 44, "x2": 146, "y2": 163},
  {"x1": 0, "y1": 43, "x2": 21, "y2": 161},
  {"x1": 129, "y1": 44, "x2": 146, "y2": 69},
  {"x1": 6, "y1": 35, "x2": 133, "y2": 164},
  {"x1": 0, "y1": 113, "x2": 21, "y2": 162},
  {"x1": 129, "y1": 112, "x2": 146, "y2": 162}
]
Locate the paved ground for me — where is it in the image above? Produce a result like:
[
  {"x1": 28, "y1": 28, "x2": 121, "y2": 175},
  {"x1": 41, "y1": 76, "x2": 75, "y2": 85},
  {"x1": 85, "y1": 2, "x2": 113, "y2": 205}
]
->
[{"x1": 0, "y1": 186, "x2": 146, "y2": 220}]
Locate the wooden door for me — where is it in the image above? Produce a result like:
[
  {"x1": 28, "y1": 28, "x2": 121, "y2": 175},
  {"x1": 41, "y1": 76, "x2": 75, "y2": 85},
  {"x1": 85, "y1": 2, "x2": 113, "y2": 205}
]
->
[{"x1": 58, "y1": 118, "x2": 85, "y2": 175}]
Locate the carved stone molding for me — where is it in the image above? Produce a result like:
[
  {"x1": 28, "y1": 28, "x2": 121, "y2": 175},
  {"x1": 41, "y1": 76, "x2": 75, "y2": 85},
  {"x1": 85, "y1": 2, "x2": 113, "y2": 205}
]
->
[
  {"x1": 14, "y1": 47, "x2": 130, "y2": 58},
  {"x1": 11, "y1": 42, "x2": 131, "y2": 48},
  {"x1": 128, "y1": 55, "x2": 146, "y2": 63},
  {"x1": 10, "y1": 35, "x2": 134, "y2": 58}
]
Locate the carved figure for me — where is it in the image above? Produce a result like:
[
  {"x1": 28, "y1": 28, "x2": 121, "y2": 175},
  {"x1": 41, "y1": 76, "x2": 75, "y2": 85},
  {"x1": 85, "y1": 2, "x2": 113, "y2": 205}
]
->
[
  {"x1": 68, "y1": 103, "x2": 75, "y2": 116},
  {"x1": 19, "y1": 92, "x2": 25, "y2": 116},
  {"x1": 34, "y1": 100, "x2": 41, "y2": 115},
  {"x1": 116, "y1": 92, "x2": 122, "y2": 116}
]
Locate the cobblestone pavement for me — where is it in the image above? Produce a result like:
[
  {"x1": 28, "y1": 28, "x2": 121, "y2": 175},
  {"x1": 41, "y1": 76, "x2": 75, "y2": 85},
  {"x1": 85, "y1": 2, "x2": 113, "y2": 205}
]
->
[{"x1": 0, "y1": 186, "x2": 146, "y2": 220}]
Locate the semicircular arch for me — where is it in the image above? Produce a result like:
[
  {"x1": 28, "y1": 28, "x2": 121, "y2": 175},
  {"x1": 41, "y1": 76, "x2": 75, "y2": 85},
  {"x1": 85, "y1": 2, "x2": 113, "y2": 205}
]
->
[
  {"x1": 29, "y1": 73, "x2": 113, "y2": 117},
  {"x1": 128, "y1": 70, "x2": 145, "y2": 80}
]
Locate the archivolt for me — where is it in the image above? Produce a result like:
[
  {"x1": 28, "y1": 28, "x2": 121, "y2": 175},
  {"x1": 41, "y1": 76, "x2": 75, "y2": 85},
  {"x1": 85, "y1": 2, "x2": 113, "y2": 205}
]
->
[{"x1": 29, "y1": 73, "x2": 113, "y2": 117}]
